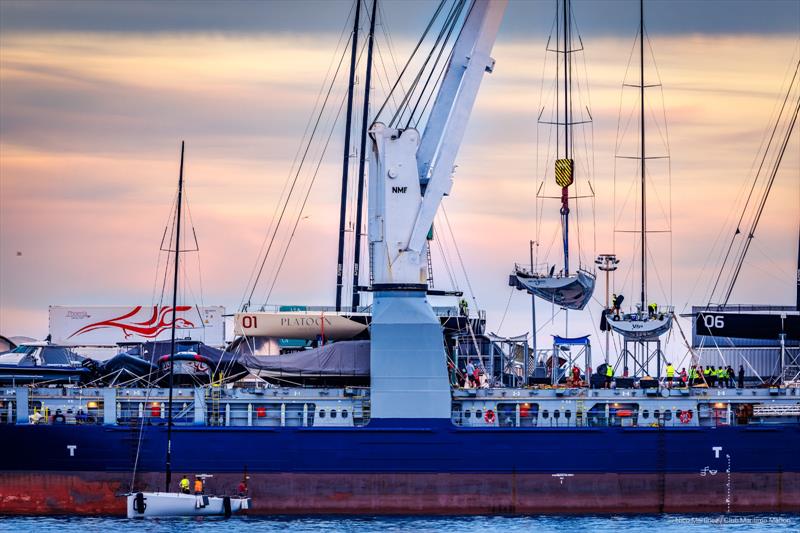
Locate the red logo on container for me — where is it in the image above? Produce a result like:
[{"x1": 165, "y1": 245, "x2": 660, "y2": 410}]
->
[{"x1": 68, "y1": 306, "x2": 195, "y2": 339}]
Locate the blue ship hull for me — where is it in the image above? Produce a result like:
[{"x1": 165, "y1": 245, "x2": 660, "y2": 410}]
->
[{"x1": 1, "y1": 420, "x2": 798, "y2": 514}]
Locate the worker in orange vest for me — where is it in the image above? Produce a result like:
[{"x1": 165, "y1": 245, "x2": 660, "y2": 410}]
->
[{"x1": 194, "y1": 476, "x2": 204, "y2": 494}]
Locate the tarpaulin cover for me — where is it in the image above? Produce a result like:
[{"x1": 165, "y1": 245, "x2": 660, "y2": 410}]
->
[
  {"x1": 0, "y1": 345, "x2": 85, "y2": 366},
  {"x1": 99, "y1": 340, "x2": 246, "y2": 380},
  {"x1": 239, "y1": 340, "x2": 369, "y2": 376}
]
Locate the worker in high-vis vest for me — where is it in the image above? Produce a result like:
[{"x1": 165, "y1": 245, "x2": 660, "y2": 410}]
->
[
  {"x1": 194, "y1": 477, "x2": 204, "y2": 495},
  {"x1": 715, "y1": 367, "x2": 725, "y2": 388},
  {"x1": 703, "y1": 366, "x2": 712, "y2": 387},
  {"x1": 648, "y1": 302, "x2": 657, "y2": 317},
  {"x1": 605, "y1": 364, "x2": 613, "y2": 389},
  {"x1": 179, "y1": 475, "x2": 190, "y2": 494},
  {"x1": 666, "y1": 363, "x2": 675, "y2": 388}
]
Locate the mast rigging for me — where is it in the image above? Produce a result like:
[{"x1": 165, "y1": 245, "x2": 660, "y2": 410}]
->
[
  {"x1": 164, "y1": 140, "x2": 184, "y2": 492},
  {"x1": 335, "y1": 0, "x2": 361, "y2": 312},
  {"x1": 352, "y1": 0, "x2": 378, "y2": 311},
  {"x1": 639, "y1": 0, "x2": 647, "y2": 311}
]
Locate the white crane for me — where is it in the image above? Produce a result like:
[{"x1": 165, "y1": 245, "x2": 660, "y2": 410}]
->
[
  {"x1": 368, "y1": 0, "x2": 506, "y2": 287},
  {"x1": 367, "y1": 0, "x2": 507, "y2": 420}
]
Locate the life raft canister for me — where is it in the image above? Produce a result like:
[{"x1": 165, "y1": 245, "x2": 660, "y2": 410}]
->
[
  {"x1": 484, "y1": 409, "x2": 496, "y2": 424},
  {"x1": 679, "y1": 410, "x2": 693, "y2": 424}
]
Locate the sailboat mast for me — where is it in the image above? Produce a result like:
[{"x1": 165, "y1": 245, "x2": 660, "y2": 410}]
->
[
  {"x1": 351, "y1": 0, "x2": 377, "y2": 312},
  {"x1": 165, "y1": 140, "x2": 184, "y2": 493},
  {"x1": 560, "y1": 0, "x2": 571, "y2": 277},
  {"x1": 639, "y1": 0, "x2": 647, "y2": 311},
  {"x1": 564, "y1": 0, "x2": 570, "y2": 161},
  {"x1": 335, "y1": 0, "x2": 361, "y2": 312}
]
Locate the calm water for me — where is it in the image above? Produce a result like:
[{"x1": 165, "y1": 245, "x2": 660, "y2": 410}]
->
[{"x1": 0, "y1": 515, "x2": 798, "y2": 533}]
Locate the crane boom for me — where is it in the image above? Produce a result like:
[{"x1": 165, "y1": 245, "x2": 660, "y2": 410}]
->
[{"x1": 368, "y1": 0, "x2": 506, "y2": 287}]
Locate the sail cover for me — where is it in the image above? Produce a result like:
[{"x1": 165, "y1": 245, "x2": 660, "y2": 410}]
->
[
  {"x1": 510, "y1": 270, "x2": 596, "y2": 310},
  {"x1": 239, "y1": 340, "x2": 369, "y2": 377}
]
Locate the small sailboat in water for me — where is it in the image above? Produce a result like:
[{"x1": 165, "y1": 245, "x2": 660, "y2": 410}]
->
[
  {"x1": 128, "y1": 483, "x2": 250, "y2": 519},
  {"x1": 124, "y1": 143, "x2": 250, "y2": 518}
]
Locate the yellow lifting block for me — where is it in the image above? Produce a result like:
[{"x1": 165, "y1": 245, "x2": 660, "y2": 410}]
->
[{"x1": 555, "y1": 158, "x2": 574, "y2": 188}]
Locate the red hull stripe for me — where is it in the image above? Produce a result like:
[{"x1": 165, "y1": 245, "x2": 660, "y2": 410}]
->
[{"x1": 0, "y1": 471, "x2": 798, "y2": 515}]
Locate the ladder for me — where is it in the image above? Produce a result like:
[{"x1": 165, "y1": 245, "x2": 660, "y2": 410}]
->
[
  {"x1": 426, "y1": 245, "x2": 434, "y2": 288},
  {"x1": 576, "y1": 398, "x2": 584, "y2": 426},
  {"x1": 368, "y1": 243, "x2": 375, "y2": 287},
  {"x1": 209, "y1": 374, "x2": 223, "y2": 426}
]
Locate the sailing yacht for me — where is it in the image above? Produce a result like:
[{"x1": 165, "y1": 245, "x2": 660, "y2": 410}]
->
[
  {"x1": 124, "y1": 143, "x2": 250, "y2": 518},
  {"x1": 509, "y1": 0, "x2": 595, "y2": 312},
  {"x1": 608, "y1": 0, "x2": 673, "y2": 341}
]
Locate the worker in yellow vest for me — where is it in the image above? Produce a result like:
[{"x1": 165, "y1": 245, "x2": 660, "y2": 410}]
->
[
  {"x1": 179, "y1": 475, "x2": 190, "y2": 494},
  {"x1": 703, "y1": 366, "x2": 712, "y2": 387},
  {"x1": 605, "y1": 364, "x2": 613, "y2": 389},
  {"x1": 665, "y1": 363, "x2": 675, "y2": 389}
]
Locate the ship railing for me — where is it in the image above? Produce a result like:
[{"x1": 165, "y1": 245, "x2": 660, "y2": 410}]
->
[
  {"x1": 247, "y1": 304, "x2": 374, "y2": 314},
  {"x1": 619, "y1": 305, "x2": 675, "y2": 318},
  {"x1": 116, "y1": 400, "x2": 194, "y2": 426},
  {"x1": 512, "y1": 262, "x2": 561, "y2": 278},
  {"x1": 178, "y1": 399, "x2": 371, "y2": 428},
  {"x1": 241, "y1": 303, "x2": 469, "y2": 320},
  {"x1": 24, "y1": 393, "x2": 105, "y2": 425}
]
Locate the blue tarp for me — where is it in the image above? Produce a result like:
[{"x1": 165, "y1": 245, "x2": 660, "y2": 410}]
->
[{"x1": 552, "y1": 335, "x2": 591, "y2": 346}]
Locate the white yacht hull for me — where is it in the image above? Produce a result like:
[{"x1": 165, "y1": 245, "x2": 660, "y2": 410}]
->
[
  {"x1": 608, "y1": 313, "x2": 673, "y2": 340},
  {"x1": 511, "y1": 270, "x2": 595, "y2": 310},
  {"x1": 126, "y1": 491, "x2": 250, "y2": 518}
]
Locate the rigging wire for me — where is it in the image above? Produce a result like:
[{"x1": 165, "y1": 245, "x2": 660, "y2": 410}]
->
[
  {"x1": 265, "y1": 78, "x2": 354, "y2": 303},
  {"x1": 708, "y1": 58, "x2": 800, "y2": 306},
  {"x1": 390, "y1": 0, "x2": 463, "y2": 128},
  {"x1": 239, "y1": 6, "x2": 355, "y2": 311},
  {"x1": 721, "y1": 87, "x2": 800, "y2": 304},
  {"x1": 400, "y1": 0, "x2": 466, "y2": 129},
  {"x1": 259, "y1": 35, "x2": 371, "y2": 307},
  {"x1": 373, "y1": 0, "x2": 448, "y2": 123},
  {"x1": 441, "y1": 204, "x2": 478, "y2": 310},
  {"x1": 242, "y1": 30, "x2": 354, "y2": 310},
  {"x1": 496, "y1": 286, "x2": 516, "y2": 333}
]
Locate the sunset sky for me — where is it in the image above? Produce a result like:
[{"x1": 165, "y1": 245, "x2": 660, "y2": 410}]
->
[{"x1": 1, "y1": 0, "x2": 798, "y2": 363}]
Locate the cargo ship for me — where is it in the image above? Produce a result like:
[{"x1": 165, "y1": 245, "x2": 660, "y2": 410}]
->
[{"x1": 1, "y1": 0, "x2": 799, "y2": 516}]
